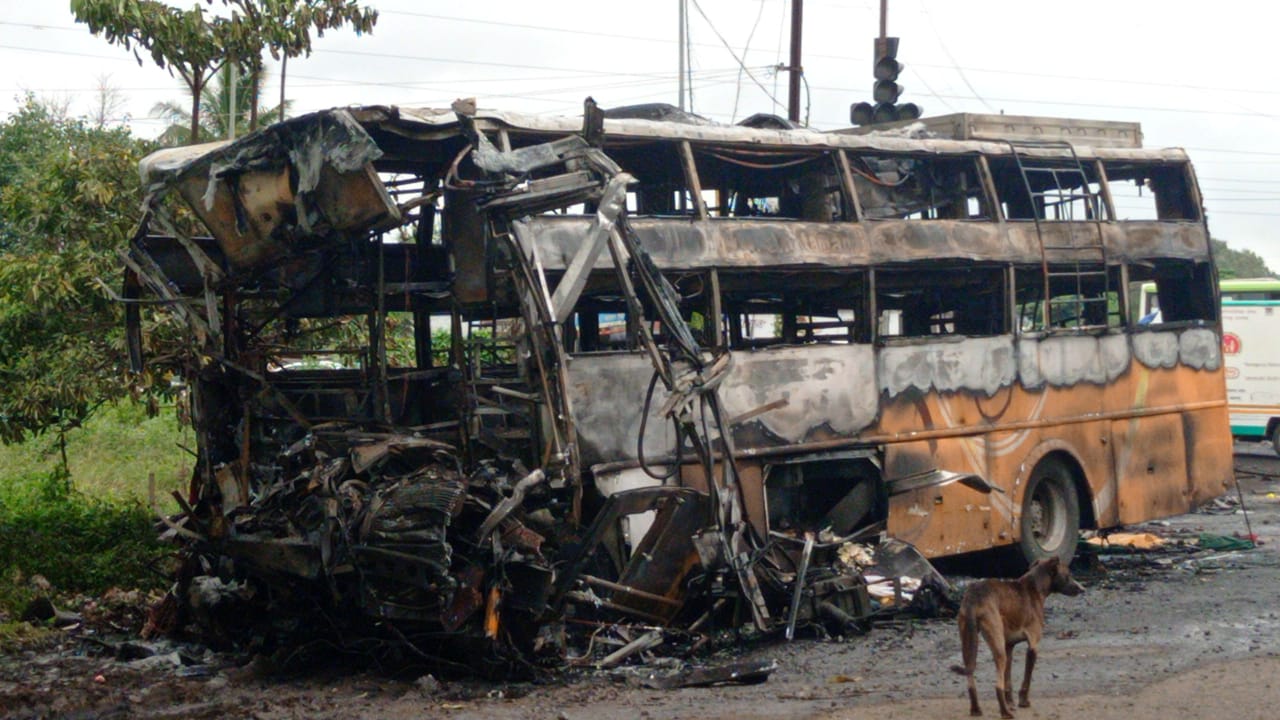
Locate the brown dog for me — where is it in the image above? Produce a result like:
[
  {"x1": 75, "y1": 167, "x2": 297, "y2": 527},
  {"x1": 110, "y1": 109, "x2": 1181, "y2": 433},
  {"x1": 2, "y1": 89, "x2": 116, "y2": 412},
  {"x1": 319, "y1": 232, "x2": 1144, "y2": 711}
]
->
[{"x1": 950, "y1": 557, "x2": 1084, "y2": 718}]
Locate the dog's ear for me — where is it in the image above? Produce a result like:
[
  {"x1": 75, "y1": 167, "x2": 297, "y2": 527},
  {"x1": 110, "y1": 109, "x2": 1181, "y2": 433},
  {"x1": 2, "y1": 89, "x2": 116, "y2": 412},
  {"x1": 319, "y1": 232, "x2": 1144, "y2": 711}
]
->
[{"x1": 1045, "y1": 556, "x2": 1060, "y2": 570}]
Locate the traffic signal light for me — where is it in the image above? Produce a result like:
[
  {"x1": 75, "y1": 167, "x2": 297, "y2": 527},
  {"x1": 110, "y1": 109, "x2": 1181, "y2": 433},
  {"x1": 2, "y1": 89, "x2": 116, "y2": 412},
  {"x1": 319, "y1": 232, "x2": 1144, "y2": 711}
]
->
[
  {"x1": 896, "y1": 102, "x2": 922, "y2": 121},
  {"x1": 849, "y1": 37, "x2": 922, "y2": 126},
  {"x1": 870, "y1": 103, "x2": 895, "y2": 124},
  {"x1": 873, "y1": 37, "x2": 903, "y2": 104},
  {"x1": 850, "y1": 102, "x2": 874, "y2": 126}
]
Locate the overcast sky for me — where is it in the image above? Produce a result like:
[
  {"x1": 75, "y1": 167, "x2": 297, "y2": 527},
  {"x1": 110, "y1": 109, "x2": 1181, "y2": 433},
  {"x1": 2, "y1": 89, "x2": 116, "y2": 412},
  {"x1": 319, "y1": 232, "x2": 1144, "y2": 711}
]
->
[{"x1": 3, "y1": 0, "x2": 1278, "y2": 269}]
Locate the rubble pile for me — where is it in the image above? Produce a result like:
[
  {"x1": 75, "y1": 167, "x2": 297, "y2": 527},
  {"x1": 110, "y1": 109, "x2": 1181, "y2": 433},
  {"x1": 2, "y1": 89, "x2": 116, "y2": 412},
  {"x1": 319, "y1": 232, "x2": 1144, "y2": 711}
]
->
[{"x1": 153, "y1": 421, "x2": 944, "y2": 675}]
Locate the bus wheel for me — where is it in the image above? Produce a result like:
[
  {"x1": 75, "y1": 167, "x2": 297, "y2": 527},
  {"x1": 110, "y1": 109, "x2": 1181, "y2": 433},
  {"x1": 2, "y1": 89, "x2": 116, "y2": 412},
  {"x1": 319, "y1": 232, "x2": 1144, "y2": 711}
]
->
[
  {"x1": 1270, "y1": 423, "x2": 1280, "y2": 455},
  {"x1": 1019, "y1": 458, "x2": 1080, "y2": 567}
]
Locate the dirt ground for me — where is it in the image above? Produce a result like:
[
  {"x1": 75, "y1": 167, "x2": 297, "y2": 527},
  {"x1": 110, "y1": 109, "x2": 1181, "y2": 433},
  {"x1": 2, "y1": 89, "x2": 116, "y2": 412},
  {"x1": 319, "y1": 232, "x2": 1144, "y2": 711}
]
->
[{"x1": 5, "y1": 446, "x2": 1280, "y2": 720}]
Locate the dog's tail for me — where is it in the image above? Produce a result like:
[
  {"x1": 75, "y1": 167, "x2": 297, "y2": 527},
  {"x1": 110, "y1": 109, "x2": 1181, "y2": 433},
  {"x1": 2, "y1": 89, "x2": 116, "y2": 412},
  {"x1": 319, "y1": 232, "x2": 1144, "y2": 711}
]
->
[{"x1": 949, "y1": 664, "x2": 970, "y2": 676}]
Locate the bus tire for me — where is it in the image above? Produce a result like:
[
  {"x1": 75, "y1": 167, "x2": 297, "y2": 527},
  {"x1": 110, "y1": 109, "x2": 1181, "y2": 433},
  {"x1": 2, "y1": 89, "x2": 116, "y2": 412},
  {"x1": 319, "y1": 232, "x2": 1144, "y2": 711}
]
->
[
  {"x1": 1018, "y1": 458, "x2": 1080, "y2": 567},
  {"x1": 1270, "y1": 422, "x2": 1280, "y2": 455}
]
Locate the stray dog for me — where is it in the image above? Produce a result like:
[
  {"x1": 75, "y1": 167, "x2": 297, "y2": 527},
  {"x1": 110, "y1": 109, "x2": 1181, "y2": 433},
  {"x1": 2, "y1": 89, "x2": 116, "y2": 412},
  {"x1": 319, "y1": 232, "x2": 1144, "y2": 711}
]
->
[{"x1": 950, "y1": 557, "x2": 1084, "y2": 718}]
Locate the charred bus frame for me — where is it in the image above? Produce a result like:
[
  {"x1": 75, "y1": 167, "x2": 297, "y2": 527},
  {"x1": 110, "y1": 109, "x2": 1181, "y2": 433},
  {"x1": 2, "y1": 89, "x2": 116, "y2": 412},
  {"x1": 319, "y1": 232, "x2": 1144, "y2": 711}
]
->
[{"x1": 127, "y1": 102, "x2": 1230, "y2": 667}]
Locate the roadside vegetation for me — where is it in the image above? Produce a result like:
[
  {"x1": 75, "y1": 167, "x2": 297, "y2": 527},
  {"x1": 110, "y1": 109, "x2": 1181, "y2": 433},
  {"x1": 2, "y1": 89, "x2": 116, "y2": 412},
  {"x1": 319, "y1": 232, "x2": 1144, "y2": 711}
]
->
[
  {"x1": 4, "y1": 0, "x2": 382, "y2": 643},
  {"x1": 0, "y1": 402, "x2": 188, "y2": 622}
]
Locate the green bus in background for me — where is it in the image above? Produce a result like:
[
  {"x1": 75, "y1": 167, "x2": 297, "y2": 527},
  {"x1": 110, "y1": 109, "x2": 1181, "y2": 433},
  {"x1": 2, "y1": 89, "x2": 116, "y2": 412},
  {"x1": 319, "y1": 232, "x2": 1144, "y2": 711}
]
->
[{"x1": 1142, "y1": 278, "x2": 1280, "y2": 449}]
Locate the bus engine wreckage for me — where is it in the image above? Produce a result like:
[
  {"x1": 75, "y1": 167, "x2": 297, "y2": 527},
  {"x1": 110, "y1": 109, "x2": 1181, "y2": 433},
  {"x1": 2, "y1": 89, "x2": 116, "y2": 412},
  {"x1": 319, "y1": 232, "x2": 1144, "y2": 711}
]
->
[{"x1": 125, "y1": 99, "x2": 1229, "y2": 673}]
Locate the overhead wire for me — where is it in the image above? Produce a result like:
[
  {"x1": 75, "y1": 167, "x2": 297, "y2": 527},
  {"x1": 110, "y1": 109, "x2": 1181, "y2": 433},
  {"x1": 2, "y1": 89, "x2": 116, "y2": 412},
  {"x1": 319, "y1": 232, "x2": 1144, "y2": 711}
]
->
[
  {"x1": 5, "y1": 23, "x2": 1280, "y2": 122},
  {"x1": 688, "y1": 0, "x2": 785, "y2": 112},
  {"x1": 10, "y1": 14, "x2": 1280, "y2": 100},
  {"x1": 803, "y1": 86, "x2": 1280, "y2": 121},
  {"x1": 731, "y1": 0, "x2": 769, "y2": 123},
  {"x1": 916, "y1": 0, "x2": 994, "y2": 113}
]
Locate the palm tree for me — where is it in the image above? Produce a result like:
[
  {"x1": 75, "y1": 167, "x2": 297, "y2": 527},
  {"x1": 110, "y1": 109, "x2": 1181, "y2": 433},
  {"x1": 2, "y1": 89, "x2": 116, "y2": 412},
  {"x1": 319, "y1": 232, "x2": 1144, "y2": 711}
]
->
[{"x1": 151, "y1": 60, "x2": 289, "y2": 145}]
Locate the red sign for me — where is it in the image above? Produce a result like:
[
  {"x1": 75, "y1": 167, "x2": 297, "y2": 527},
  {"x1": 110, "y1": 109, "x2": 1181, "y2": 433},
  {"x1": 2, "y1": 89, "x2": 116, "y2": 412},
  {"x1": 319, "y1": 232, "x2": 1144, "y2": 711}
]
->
[{"x1": 1223, "y1": 332, "x2": 1242, "y2": 355}]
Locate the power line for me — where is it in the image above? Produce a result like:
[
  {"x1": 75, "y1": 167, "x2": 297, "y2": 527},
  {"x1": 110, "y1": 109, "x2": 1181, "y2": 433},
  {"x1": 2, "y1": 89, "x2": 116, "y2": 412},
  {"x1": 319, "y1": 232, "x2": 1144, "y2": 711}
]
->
[
  {"x1": 688, "y1": 0, "x2": 784, "y2": 112},
  {"x1": 280, "y1": 67, "x2": 752, "y2": 108},
  {"x1": 0, "y1": 21, "x2": 88, "y2": 34},
  {"x1": 730, "y1": 0, "x2": 769, "y2": 123},
  {"x1": 1187, "y1": 147, "x2": 1280, "y2": 157},
  {"x1": 10, "y1": 12, "x2": 1280, "y2": 102},
  {"x1": 1200, "y1": 177, "x2": 1280, "y2": 185},
  {"x1": 1204, "y1": 197, "x2": 1280, "y2": 203},
  {"x1": 316, "y1": 12, "x2": 1280, "y2": 101},
  {"x1": 0, "y1": 43, "x2": 137, "y2": 64},
  {"x1": 315, "y1": 46, "x2": 679, "y2": 82},
  {"x1": 917, "y1": 0, "x2": 993, "y2": 113},
  {"x1": 1196, "y1": 187, "x2": 1280, "y2": 195},
  {"x1": 805, "y1": 86, "x2": 1280, "y2": 119},
  {"x1": 379, "y1": 10, "x2": 674, "y2": 46}
]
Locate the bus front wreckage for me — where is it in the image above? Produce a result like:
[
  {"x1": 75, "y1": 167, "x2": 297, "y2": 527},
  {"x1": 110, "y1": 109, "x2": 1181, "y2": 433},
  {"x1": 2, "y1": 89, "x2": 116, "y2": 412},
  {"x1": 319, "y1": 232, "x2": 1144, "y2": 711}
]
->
[{"x1": 126, "y1": 101, "x2": 1232, "y2": 674}]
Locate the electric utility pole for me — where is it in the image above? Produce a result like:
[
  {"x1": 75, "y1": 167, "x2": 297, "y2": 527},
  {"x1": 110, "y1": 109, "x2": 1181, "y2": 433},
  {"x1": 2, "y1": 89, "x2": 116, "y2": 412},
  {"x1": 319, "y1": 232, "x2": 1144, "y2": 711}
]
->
[
  {"x1": 678, "y1": 0, "x2": 687, "y2": 111},
  {"x1": 788, "y1": 0, "x2": 803, "y2": 123}
]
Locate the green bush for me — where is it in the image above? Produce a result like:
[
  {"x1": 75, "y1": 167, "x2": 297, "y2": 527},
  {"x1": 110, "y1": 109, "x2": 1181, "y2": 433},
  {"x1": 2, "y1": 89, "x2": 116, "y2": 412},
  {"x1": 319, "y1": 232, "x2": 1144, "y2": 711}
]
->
[{"x1": 0, "y1": 468, "x2": 166, "y2": 614}]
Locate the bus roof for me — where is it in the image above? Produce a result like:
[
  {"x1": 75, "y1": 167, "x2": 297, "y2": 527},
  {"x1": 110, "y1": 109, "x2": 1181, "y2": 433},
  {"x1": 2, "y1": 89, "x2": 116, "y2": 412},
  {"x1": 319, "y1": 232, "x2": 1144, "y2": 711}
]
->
[
  {"x1": 1218, "y1": 278, "x2": 1280, "y2": 292},
  {"x1": 139, "y1": 105, "x2": 1195, "y2": 183}
]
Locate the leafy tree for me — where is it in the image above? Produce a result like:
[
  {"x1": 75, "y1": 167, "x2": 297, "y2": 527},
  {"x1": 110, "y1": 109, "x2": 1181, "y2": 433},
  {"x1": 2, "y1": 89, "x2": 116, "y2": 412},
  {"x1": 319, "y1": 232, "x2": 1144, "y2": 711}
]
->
[
  {"x1": 1212, "y1": 239, "x2": 1274, "y2": 280},
  {"x1": 72, "y1": 0, "x2": 226, "y2": 145},
  {"x1": 219, "y1": 1, "x2": 379, "y2": 131},
  {"x1": 151, "y1": 62, "x2": 289, "y2": 145},
  {"x1": 72, "y1": 0, "x2": 379, "y2": 143},
  {"x1": 0, "y1": 97, "x2": 171, "y2": 467}
]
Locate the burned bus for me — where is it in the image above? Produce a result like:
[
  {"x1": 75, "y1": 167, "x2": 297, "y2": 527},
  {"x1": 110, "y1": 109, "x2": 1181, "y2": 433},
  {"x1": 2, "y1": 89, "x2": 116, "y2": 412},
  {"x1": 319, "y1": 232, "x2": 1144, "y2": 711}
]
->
[{"x1": 127, "y1": 102, "x2": 1230, "y2": 667}]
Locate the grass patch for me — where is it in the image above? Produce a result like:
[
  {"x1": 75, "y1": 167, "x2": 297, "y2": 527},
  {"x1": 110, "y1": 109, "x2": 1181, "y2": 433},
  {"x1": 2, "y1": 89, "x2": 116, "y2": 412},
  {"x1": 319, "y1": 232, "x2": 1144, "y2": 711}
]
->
[
  {"x1": 0, "y1": 620, "x2": 57, "y2": 653},
  {"x1": 0, "y1": 401, "x2": 192, "y2": 510},
  {"x1": 0, "y1": 401, "x2": 186, "y2": 618}
]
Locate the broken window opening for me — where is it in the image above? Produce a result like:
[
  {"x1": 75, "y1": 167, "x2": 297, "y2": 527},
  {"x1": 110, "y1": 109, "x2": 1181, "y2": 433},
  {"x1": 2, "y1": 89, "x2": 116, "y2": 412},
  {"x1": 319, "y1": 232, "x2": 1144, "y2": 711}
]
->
[
  {"x1": 717, "y1": 270, "x2": 868, "y2": 349},
  {"x1": 1016, "y1": 265, "x2": 1124, "y2": 332},
  {"x1": 1104, "y1": 162, "x2": 1200, "y2": 221},
  {"x1": 852, "y1": 154, "x2": 991, "y2": 221},
  {"x1": 764, "y1": 457, "x2": 884, "y2": 537},
  {"x1": 594, "y1": 140, "x2": 695, "y2": 217},
  {"x1": 987, "y1": 155, "x2": 1107, "y2": 222},
  {"x1": 875, "y1": 265, "x2": 1007, "y2": 339},
  {"x1": 693, "y1": 147, "x2": 849, "y2": 221},
  {"x1": 1129, "y1": 260, "x2": 1216, "y2": 326},
  {"x1": 563, "y1": 270, "x2": 719, "y2": 353}
]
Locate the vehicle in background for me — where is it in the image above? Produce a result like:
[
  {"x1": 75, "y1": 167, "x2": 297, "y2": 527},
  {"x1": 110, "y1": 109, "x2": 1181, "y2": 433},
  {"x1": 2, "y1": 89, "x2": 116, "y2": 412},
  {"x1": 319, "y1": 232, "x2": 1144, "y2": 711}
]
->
[{"x1": 1143, "y1": 277, "x2": 1280, "y2": 449}]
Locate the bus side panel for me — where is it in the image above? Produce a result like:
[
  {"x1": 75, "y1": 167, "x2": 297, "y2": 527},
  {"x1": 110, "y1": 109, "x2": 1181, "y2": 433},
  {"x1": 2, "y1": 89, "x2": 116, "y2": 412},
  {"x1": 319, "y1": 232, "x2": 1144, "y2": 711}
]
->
[
  {"x1": 1185, "y1": 405, "x2": 1234, "y2": 506},
  {"x1": 1110, "y1": 413, "x2": 1189, "y2": 524},
  {"x1": 884, "y1": 438, "x2": 996, "y2": 558},
  {"x1": 1002, "y1": 418, "x2": 1114, "y2": 534}
]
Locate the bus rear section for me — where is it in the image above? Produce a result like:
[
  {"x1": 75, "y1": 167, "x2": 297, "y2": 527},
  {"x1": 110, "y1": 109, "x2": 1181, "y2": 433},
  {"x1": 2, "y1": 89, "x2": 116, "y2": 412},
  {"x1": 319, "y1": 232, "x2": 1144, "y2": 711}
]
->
[{"x1": 1147, "y1": 278, "x2": 1280, "y2": 448}]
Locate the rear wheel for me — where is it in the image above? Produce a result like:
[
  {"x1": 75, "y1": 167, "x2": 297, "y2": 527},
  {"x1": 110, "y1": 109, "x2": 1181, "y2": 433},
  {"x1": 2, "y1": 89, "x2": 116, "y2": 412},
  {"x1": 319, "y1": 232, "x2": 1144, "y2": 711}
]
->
[
  {"x1": 1270, "y1": 422, "x2": 1280, "y2": 455},
  {"x1": 1018, "y1": 458, "x2": 1080, "y2": 567}
]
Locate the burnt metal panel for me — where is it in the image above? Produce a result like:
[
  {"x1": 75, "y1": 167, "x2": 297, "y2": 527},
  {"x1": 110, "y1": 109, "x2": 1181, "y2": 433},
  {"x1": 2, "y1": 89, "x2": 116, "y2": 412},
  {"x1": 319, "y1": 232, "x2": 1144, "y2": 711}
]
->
[
  {"x1": 146, "y1": 110, "x2": 401, "y2": 271},
  {"x1": 568, "y1": 345, "x2": 879, "y2": 467},
  {"x1": 524, "y1": 216, "x2": 1209, "y2": 273}
]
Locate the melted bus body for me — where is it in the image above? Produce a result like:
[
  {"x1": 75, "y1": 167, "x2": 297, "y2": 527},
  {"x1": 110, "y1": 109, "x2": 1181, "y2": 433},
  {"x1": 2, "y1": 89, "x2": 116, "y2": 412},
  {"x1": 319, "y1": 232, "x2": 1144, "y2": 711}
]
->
[{"x1": 129, "y1": 104, "x2": 1231, "y2": 660}]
